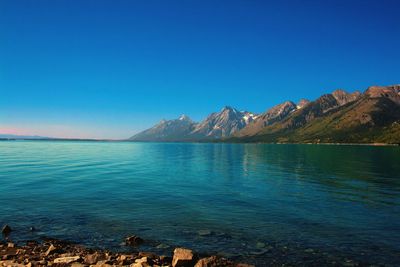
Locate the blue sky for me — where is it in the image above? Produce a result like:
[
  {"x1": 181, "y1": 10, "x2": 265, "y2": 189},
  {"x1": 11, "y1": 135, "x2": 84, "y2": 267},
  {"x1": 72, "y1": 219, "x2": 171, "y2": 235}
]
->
[{"x1": 1, "y1": 0, "x2": 399, "y2": 139}]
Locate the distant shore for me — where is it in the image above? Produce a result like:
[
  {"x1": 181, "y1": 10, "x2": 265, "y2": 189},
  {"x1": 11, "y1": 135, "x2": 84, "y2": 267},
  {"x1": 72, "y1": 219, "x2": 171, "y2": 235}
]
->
[{"x1": 1, "y1": 138, "x2": 399, "y2": 146}]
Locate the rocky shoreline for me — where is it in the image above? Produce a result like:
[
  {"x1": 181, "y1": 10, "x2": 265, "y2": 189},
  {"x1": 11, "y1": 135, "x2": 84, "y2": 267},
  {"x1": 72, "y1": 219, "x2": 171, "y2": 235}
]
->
[
  {"x1": 1, "y1": 225, "x2": 253, "y2": 267},
  {"x1": 2, "y1": 224, "x2": 396, "y2": 267}
]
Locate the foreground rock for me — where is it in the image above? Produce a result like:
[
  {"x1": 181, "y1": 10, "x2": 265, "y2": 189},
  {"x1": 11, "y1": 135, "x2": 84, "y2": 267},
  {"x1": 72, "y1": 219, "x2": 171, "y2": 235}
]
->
[
  {"x1": 84, "y1": 252, "x2": 107, "y2": 265},
  {"x1": 172, "y1": 248, "x2": 196, "y2": 267},
  {"x1": 45, "y1": 244, "x2": 58, "y2": 256},
  {"x1": 0, "y1": 237, "x2": 252, "y2": 267}
]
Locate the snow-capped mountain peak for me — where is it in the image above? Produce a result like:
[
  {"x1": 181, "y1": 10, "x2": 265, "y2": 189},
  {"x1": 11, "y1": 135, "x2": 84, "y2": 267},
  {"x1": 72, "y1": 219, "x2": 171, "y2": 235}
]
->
[{"x1": 178, "y1": 114, "x2": 191, "y2": 121}]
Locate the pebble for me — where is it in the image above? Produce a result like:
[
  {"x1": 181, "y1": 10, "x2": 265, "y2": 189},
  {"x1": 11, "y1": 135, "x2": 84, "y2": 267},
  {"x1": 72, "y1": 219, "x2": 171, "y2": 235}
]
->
[
  {"x1": 135, "y1": 257, "x2": 148, "y2": 263},
  {"x1": 53, "y1": 256, "x2": 81, "y2": 264}
]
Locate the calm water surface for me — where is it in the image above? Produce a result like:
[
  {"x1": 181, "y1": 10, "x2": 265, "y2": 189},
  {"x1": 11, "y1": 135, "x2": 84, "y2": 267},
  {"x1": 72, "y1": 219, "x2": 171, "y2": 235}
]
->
[{"x1": 0, "y1": 141, "x2": 399, "y2": 265}]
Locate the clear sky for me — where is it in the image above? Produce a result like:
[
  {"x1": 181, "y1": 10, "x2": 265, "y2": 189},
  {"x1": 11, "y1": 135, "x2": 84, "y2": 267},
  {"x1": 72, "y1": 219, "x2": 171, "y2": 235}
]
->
[{"x1": 1, "y1": 0, "x2": 399, "y2": 139}]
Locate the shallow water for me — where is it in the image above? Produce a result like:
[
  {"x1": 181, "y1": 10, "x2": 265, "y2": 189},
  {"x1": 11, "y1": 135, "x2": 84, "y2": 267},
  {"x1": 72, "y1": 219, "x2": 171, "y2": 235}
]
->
[{"x1": 0, "y1": 141, "x2": 399, "y2": 265}]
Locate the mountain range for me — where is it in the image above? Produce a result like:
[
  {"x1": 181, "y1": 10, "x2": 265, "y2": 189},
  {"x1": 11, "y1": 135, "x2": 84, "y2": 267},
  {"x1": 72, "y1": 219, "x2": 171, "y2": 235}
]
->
[
  {"x1": 129, "y1": 84, "x2": 400, "y2": 144},
  {"x1": 129, "y1": 107, "x2": 257, "y2": 141}
]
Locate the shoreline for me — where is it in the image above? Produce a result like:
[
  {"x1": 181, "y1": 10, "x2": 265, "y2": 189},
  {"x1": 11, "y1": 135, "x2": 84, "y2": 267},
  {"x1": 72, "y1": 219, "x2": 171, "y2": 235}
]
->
[
  {"x1": 0, "y1": 235, "x2": 252, "y2": 267},
  {"x1": 2, "y1": 223, "x2": 398, "y2": 266},
  {"x1": 0, "y1": 138, "x2": 399, "y2": 146}
]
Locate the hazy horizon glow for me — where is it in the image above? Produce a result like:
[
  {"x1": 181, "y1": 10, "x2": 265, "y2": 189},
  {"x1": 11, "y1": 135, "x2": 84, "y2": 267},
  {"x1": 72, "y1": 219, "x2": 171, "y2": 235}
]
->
[
  {"x1": 1, "y1": 0, "x2": 400, "y2": 139},
  {"x1": 0, "y1": 124, "x2": 128, "y2": 139}
]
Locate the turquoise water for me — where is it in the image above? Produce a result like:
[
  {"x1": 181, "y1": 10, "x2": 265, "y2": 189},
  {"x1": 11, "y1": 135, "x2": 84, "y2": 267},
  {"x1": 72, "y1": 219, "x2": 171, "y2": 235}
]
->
[{"x1": 0, "y1": 141, "x2": 399, "y2": 265}]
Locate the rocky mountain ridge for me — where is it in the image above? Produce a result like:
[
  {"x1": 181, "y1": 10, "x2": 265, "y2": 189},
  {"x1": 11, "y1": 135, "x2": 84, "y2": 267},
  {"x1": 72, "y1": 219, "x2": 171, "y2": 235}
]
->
[
  {"x1": 129, "y1": 85, "x2": 400, "y2": 144},
  {"x1": 233, "y1": 85, "x2": 400, "y2": 143}
]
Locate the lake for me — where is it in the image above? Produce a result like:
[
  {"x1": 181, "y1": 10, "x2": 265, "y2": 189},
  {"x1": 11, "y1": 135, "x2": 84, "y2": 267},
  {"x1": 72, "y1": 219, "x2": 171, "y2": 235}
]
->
[{"x1": 0, "y1": 141, "x2": 399, "y2": 266}]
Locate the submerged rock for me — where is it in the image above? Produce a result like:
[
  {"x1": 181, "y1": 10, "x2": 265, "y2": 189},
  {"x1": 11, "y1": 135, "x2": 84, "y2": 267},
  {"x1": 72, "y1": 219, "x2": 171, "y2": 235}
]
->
[
  {"x1": 156, "y1": 243, "x2": 170, "y2": 249},
  {"x1": 198, "y1": 230, "x2": 212, "y2": 236},
  {"x1": 304, "y1": 248, "x2": 315, "y2": 253},
  {"x1": 125, "y1": 235, "x2": 144, "y2": 246},
  {"x1": 1, "y1": 225, "x2": 12, "y2": 235},
  {"x1": 255, "y1": 242, "x2": 266, "y2": 249},
  {"x1": 172, "y1": 248, "x2": 196, "y2": 267}
]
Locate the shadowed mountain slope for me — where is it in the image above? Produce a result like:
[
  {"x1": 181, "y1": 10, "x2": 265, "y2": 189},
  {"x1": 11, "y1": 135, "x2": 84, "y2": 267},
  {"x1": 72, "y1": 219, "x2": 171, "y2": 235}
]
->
[
  {"x1": 129, "y1": 85, "x2": 400, "y2": 144},
  {"x1": 233, "y1": 85, "x2": 400, "y2": 144},
  {"x1": 129, "y1": 115, "x2": 196, "y2": 141}
]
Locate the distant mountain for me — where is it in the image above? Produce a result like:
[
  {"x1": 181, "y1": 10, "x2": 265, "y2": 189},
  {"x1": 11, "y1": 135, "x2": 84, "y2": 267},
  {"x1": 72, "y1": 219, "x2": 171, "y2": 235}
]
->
[
  {"x1": 129, "y1": 84, "x2": 400, "y2": 144},
  {"x1": 129, "y1": 107, "x2": 257, "y2": 141},
  {"x1": 190, "y1": 106, "x2": 257, "y2": 139},
  {"x1": 129, "y1": 115, "x2": 196, "y2": 141},
  {"x1": 0, "y1": 134, "x2": 50, "y2": 140},
  {"x1": 232, "y1": 85, "x2": 400, "y2": 144},
  {"x1": 234, "y1": 89, "x2": 363, "y2": 138}
]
